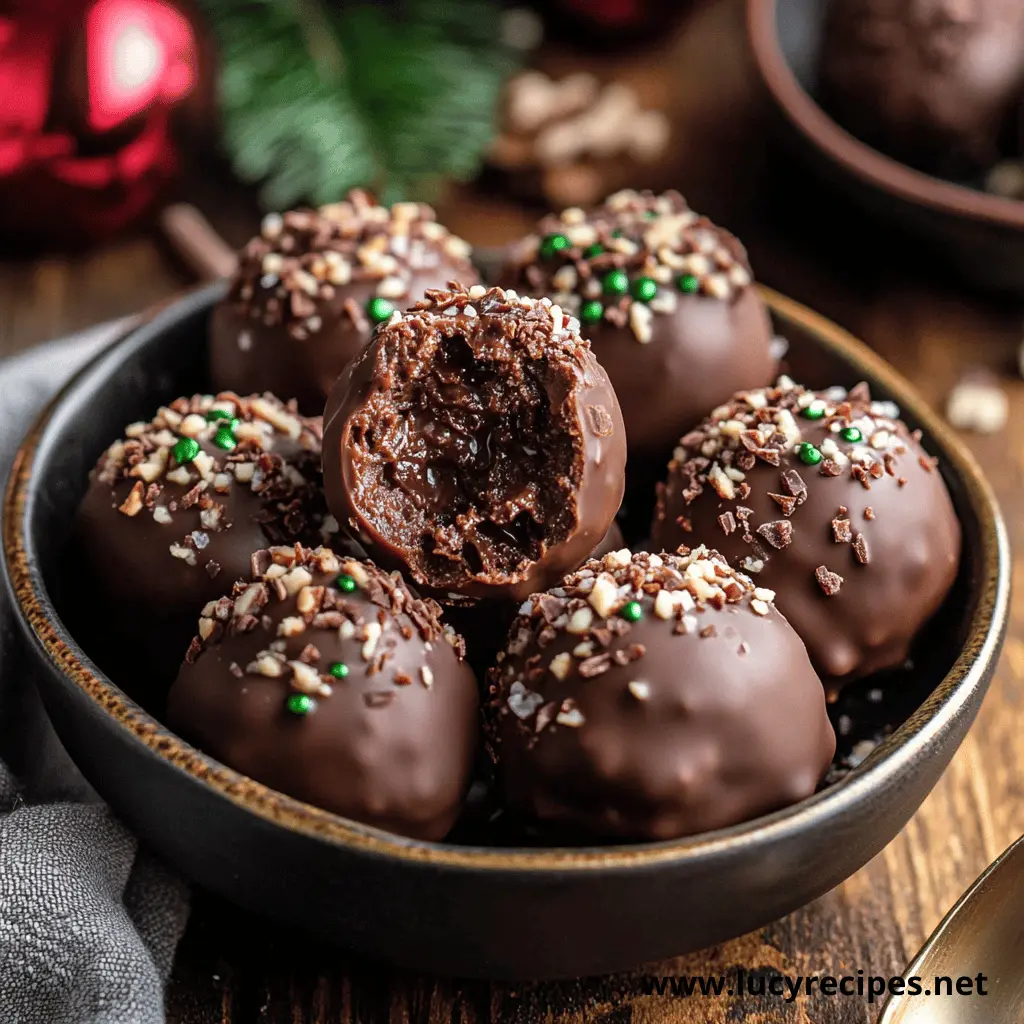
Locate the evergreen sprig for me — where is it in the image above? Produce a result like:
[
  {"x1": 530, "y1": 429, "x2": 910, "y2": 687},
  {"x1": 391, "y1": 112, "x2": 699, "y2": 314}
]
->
[{"x1": 201, "y1": 0, "x2": 521, "y2": 209}]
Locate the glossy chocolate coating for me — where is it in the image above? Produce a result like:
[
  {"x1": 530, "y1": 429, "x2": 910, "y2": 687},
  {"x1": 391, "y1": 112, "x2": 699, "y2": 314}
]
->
[
  {"x1": 820, "y1": 0, "x2": 1024, "y2": 176},
  {"x1": 169, "y1": 547, "x2": 478, "y2": 841},
  {"x1": 652, "y1": 380, "x2": 961, "y2": 691},
  {"x1": 323, "y1": 284, "x2": 627, "y2": 603},
  {"x1": 210, "y1": 193, "x2": 478, "y2": 412},
  {"x1": 77, "y1": 393, "x2": 336, "y2": 669},
  {"x1": 487, "y1": 548, "x2": 835, "y2": 841},
  {"x1": 500, "y1": 189, "x2": 777, "y2": 458}
]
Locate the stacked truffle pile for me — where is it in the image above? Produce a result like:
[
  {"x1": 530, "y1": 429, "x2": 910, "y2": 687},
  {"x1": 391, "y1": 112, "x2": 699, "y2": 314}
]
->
[
  {"x1": 819, "y1": 0, "x2": 1024, "y2": 188},
  {"x1": 76, "y1": 188, "x2": 963, "y2": 845}
]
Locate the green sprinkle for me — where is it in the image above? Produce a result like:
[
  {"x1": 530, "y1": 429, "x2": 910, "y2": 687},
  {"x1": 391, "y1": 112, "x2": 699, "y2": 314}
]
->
[
  {"x1": 611, "y1": 228, "x2": 624, "y2": 238},
  {"x1": 286, "y1": 693, "x2": 316, "y2": 716},
  {"x1": 171, "y1": 437, "x2": 200, "y2": 464},
  {"x1": 797, "y1": 442, "x2": 823, "y2": 466},
  {"x1": 580, "y1": 300, "x2": 604, "y2": 325},
  {"x1": 620, "y1": 600, "x2": 643, "y2": 623},
  {"x1": 212, "y1": 427, "x2": 237, "y2": 451},
  {"x1": 841, "y1": 426, "x2": 863, "y2": 444},
  {"x1": 205, "y1": 408, "x2": 233, "y2": 423},
  {"x1": 631, "y1": 276, "x2": 658, "y2": 303},
  {"x1": 329, "y1": 663, "x2": 349, "y2": 679},
  {"x1": 643, "y1": 210, "x2": 657, "y2": 220},
  {"x1": 540, "y1": 233, "x2": 571, "y2": 260},
  {"x1": 677, "y1": 274, "x2": 699, "y2": 294},
  {"x1": 583, "y1": 244, "x2": 604, "y2": 259},
  {"x1": 336, "y1": 574, "x2": 357, "y2": 593},
  {"x1": 367, "y1": 297, "x2": 394, "y2": 324},
  {"x1": 602, "y1": 269, "x2": 629, "y2": 297},
  {"x1": 802, "y1": 403, "x2": 825, "y2": 420}
]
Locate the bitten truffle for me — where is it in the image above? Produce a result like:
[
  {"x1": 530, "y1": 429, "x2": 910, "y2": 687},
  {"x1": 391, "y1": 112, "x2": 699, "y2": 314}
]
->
[
  {"x1": 652, "y1": 379, "x2": 961, "y2": 690},
  {"x1": 323, "y1": 284, "x2": 627, "y2": 602},
  {"x1": 77, "y1": 393, "x2": 334, "y2": 667},
  {"x1": 819, "y1": 0, "x2": 1024, "y2": 177},
  {"x1": 500, "y1": 189, "x2": 777, "y2": 457},
  {"x1": 487, "y1": 547, "x2": 835, "y2": 841},
  {"x1": 210, "y1": 191, "x2": 478, "y2": 412},
  {"x1": 169, "y1": 546, "x2": 479, "y2": 841}
]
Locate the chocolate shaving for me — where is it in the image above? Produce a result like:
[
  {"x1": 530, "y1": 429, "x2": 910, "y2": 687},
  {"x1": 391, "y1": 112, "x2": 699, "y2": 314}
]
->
[
  {"x1": 756, "y1": 520, "x2": 793, "y2": 550},
  {"x1": 781, "y1": 470, "x2": 807, "y2": 504},
  {"x1": 852, "y1": 533, "x2": 870, "y2": 565},
  {"x1": 815, "y1": 565, "x2": 843, "y2": 596},
  {"x1": 768, "y1": 492, "x2": 797, "y2": 516},
  {"x1": 718, "y1": 511, "x2": 737, "y2": 536},
  {"x1": 831, "y1": 518, "x2": 852, "y2": 543}
]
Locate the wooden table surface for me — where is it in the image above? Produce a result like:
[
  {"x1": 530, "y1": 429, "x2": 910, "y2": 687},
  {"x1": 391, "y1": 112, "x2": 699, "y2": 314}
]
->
[{"x1": 4, "y1": 1, "x2": 1024, "y2": 1020}]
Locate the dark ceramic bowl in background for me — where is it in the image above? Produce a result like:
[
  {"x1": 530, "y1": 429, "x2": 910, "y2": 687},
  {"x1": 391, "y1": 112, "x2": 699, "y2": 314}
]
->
[
  {"x1": 747, "y1": 0, "x2": 1024, "y2": 295},
  {"x1": 2, "y1": 283, "x2": 1010, "y2": 979}
]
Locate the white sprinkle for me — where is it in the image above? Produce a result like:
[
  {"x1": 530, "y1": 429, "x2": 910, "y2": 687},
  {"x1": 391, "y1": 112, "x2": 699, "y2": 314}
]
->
[
  {"x1": 629, "y1": 302, "x2": 654, "y2": 344},
  {"x1": 566, "y1": 607, "x2": 594, "y2": 634},
  {"x1": 588, "y1": 575, "x2": 619, "y2": 618},
  {"x1": 361, "y1": 621, "x2": 382, "y2": 660},
  {"x1": 152, "y1": 506, "x2": 172, "y2": 525},
  {"x1": 288, "y1": 661, "x2": 322, "y2": 693},
  {"x1": 507, "y1": 681, "x2": 543, "y2": 719},
  {"x1": 281, "y1": 567, "x2": 313, "y2": 596},
  {"x1": 169, "y1": 543, "x2": 196, "y2": 566},
  {"x1": 556, "y1": 705, "x2": 585, "y2": 728},
  {"x1": 627, "y1": 680, "x2": 650, "y2": 701},
  {"x1": 420, "y1": 666, "x2": 434, "y2": 689},
  {"x1": 741, "y1": 556, "x2": 764, "y2": 574},
  {"x1": 549, "y1": 652, "x2": 573, "y2": 681},
  {"x1": 190, "y1": 530, "x2": 210, "y2": 550}
]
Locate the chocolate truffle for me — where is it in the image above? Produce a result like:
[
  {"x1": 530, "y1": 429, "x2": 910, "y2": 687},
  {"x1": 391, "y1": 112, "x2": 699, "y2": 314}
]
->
[
  {"x1": 487, "y1": 547, "x2": 835, "y2": 841},
  {"x1": 819, "y1": 0, "x2": 1024, "y2": 177},
  {"x1": 651, "y1": 379, "x2": 961, "y2": 690},
  {"x1": 210, "y1": 191, "x2": 478, "y2": 412},
  {"x1": 323, "y1": 284, "x2": 627, "y2": 602},
  {"x1": 500, "y1": 189, "x2": 777, "y2": 457},
  {"x1": 77, "y1": 393, "x2": 334, "y2": 668},
  {"x1": 169, "y1": 547, "x2": 478, "y2": 841}
]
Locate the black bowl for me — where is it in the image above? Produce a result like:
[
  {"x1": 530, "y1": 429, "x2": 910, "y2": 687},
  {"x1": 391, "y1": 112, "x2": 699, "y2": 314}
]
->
[
  {"x1": 2, "y1": 283, "x2": 1009, "y2": 979},
  {"x1": 747, "y1": 0, "x2": 1024, "y2": 295}
]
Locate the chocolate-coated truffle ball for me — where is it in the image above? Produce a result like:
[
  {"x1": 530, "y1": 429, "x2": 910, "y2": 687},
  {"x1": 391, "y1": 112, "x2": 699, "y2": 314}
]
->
[
  {"x1": 500, "y1": 189, "x2": 777, "y2": 458},
  {"x1": 819, "y1": 0, "x2": 1024, "y2": 177},
  {"x1": 210, "y1": 191, "x2": 478, "y2": 412},
  {"x1": 652, "y1": 379, "x2": 961, "y2": 691},
  {"x1": 77, "y1": 393, "x2": 333, "y2": 666},
  {"x1": 487, "y1": 548, "x2": 835, "y2": 841},
  {"x1": 323, "y1": 284, "x2": 627, "y2": 602},
  {"x1": 169, "y1": 546, "x2": 478, "y2": 841}
]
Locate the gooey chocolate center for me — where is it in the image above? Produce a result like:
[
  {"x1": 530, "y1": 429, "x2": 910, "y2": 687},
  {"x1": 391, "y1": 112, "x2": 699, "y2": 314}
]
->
[{"x1": 348, "y1": 327, "x2": 581, "y2": 589}]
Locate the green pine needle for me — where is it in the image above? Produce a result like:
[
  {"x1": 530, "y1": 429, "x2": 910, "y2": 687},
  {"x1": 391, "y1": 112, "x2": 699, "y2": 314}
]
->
[{"x1": 200, "y1": 0, "x2": 521, "y2": 209}]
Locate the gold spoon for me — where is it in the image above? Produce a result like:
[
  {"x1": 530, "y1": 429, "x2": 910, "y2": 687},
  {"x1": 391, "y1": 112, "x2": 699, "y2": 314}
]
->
[{"x1": 878, "y1": 833, "x2": 1024, "y2": 1022}]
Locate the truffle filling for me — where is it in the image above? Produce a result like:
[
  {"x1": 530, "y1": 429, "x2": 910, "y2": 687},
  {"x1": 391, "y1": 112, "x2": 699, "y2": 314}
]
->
[{"x1": 348, "y1": 326, "x2": 582, "y2": 587}]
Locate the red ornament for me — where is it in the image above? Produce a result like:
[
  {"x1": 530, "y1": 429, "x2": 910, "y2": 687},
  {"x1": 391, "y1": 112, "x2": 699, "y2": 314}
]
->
[{"x1": 0, "y1": 0, "x2": 199, "y2": 249}]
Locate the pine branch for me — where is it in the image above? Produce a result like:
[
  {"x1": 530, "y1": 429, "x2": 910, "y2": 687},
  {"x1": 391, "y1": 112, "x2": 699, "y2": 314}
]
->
[{"x1": 199, "y1": 0, "x2": 521, "y2": 208}]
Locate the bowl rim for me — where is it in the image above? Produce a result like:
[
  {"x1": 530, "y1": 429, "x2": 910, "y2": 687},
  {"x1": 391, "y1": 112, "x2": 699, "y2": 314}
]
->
[
  {"x1": 2, "y1": 283, "x2": 1010, "y2": 873},
  {"x1": 746, "y1": 0, "x2": 1024, "y2": 230}
]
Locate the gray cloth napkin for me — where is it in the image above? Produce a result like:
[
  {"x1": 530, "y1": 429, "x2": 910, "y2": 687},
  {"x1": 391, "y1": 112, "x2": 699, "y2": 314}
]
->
[{"x1": 0, "y1": 326, "x2": 190, "y2": 1024}]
